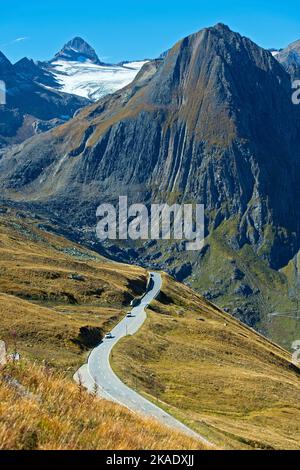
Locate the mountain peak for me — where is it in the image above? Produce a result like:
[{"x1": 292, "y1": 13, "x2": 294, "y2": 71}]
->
[
  {"x1": 0, "y1": 51, "x2": 12, "y2": 67},
  {"x1": 212, "y1": 22, "x2": 231, "y2": 31},
  {"x1": 14, "y1": 57, "x2": 36, "y2": 68},
  {"x1": 65, "y1": 36, "x2": 93, "y2": 51},
  {"x1": 51, "y1": 37, "x2": 102, "y2": 64},
  {"x1": 13, "y1": 56, "x2": 60, "y2": 88},
  {"x1": 0, "y1": 51, "x2": 13, "y2": 77},
  {"x1": 275, "y1": 38, "x2": 300, "y2": 79}
]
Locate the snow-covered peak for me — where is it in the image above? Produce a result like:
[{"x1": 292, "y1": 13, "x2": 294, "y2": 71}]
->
[
  {"x1": 40, "y1": 37, "x2": 150, "y2": 101},
  {"x1": 51, "y1": 37, "x2": 102, "y2": 65}
]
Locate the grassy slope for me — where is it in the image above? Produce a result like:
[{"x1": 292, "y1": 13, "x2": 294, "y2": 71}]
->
[
  {"x1": 2, "y1": 206, "x2": 300, "y2": 450},
  {"x1": 0, "y1": 207, "x2": 147, "y2": 371},
  {"x1": 0, "y1": 360, "x2": 205, "y2": 450},
  {"x1": 189, "y1": 219, "x2": 300, "y2": 350},
  {"x1": 125, "y1": 217, "x2": 300, "y2": 350},
  {"x1": 0, "y1": 207, "x2": 210, "y2": 450},
  {"x1": 112, "y1": 273, "x2": 300, "y2": 450}
]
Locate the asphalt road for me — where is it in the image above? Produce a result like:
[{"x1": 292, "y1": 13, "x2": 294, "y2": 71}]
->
[{"x1": 74, "y1": 272, "x2": 211, "y2": 445}]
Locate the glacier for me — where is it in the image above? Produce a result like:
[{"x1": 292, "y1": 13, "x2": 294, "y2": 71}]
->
[{"x1": 49, "y1": 60, "x2": 148, "y2": 101}]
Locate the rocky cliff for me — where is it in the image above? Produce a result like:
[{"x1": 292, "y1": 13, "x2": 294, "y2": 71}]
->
[
  {"x1": 0, "y1": 51, "x2": 88, "y2": 147},
  {"x1": 1, "y1": 24, "x2": 300, "y2": 336}
]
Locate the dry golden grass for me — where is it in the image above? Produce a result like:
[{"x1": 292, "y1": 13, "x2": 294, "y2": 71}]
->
[
  {"x1": 0, "y1": 208, "x2": 147, "y2": 370},
  {"x1": 112, "y1": 273, "x2": 300, "y2": 450},
  {"x1": 2, "y1": 207, "x2": 300, "y2": 450},
  {"x1": 0, "y1": 360, "x2": 206, "y2": 450},
  {"x1": 0, "y1": 208, "x2": 210, "y2": 450}
]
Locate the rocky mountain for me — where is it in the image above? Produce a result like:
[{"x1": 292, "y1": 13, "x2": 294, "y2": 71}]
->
[
  {"x1": 0, "y1": 36, "x2": 146, "y2": 147},
  {"x1": 42, "y1": 37, "x2": 148, "y2": 101},
  {"x1": 0, "y1": 51, "x2": 14, "y2": 76},
  {"x1": 1, "y1": 24, "x2": 300, "y2": 342},
  {"x1": 51, "y1": 37, "x2": 103, "y2": 65},
  {"x1": 275, "y1": 39, "x2": 300, "y2": 80},
  {"x1": 0, "y1": 51, "x2": 88, "y2": 148},
  {"x1": 13, "y1": 57, "x2": 59, "y2": 87}
]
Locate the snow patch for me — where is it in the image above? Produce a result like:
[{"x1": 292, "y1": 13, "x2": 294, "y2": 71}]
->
[{"x1": 48, "y1": 60, "x2": 148, "y2": 101}]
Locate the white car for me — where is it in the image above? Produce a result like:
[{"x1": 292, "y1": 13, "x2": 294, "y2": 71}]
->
[{"x1": 105, "y1": 332, "x2": 113, "y2": 339}]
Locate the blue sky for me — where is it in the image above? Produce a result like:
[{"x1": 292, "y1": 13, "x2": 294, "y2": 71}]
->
[{"x1": 1, "y1": 0, "x2": 300, "y2": 64}]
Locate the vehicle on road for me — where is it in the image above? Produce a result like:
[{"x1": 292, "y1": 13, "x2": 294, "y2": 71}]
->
[
  {"x1": 126, "y1": 312, "x2": 132, "y2": 317},
  {"x1": 105, "y1": 332, "x2": 113, "y2": 339},
  {"x1": 130, "y1": 298, "x2": 141, "y2": 307},
  {"x1": 74, "y1": 273, "x2": 206, "y2": 444}
]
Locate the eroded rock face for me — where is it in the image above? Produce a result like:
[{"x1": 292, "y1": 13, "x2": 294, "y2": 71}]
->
[
  {"x1": 0, "y1": 24, "x2": 300, "y2": 273},
  {"x1": 234, "y1": 284, "x2": 253, "y2": 297},
  {"x1": 276, "y1": 40, "x2": 300, "y2": 80},
  {"x1": 171, "y1": 263, "x2": 192, "y2": 282}
]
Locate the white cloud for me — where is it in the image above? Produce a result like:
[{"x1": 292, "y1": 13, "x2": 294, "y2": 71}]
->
[
  {"x1": 13, "y1": 37, "x2": 29, "y2": 43},
  {"x1": 0, "y1": 37, "x2": 29, "y2": 48}
]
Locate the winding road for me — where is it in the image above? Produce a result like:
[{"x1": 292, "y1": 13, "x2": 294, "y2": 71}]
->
[{"x1": 74, "y1": 272, "x2": 211, "y2": 445}]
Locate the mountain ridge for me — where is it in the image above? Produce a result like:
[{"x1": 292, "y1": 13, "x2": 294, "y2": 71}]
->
[
  {"x1": 0, "y1": 49, "x2": 89, "y2": 148},
  {"x1": 1, "y1": 23, "x2": 300, "y2": 343},
  {"x1": 0, "y1": 37, "x2": 147, "y2": 146},
  {"x1": 276, "y1": 38, "x2": 300, "y2": 79},
  {"x1": 50, "y1": 36, "x2": 103, "y2": 65},
  {"x1": 1, "y1": 23, "x2": 298, "y2": 257}
]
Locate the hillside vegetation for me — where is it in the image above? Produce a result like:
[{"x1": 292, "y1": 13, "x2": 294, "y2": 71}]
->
[
  {"x1": 0, "y1": 360, "x2": 205, "y2": 450},
  {"x1": 1, "y1": 205, "x2": 300, "y2": 450},
  {"x1": 0, "y1": 206, "x2": 210, "y2": 450},
  {"x1": 112, "y1": 274, "x2": 300, "y2": 450},
  {"x1": 0, "y1": 205, "x2": 147, "y2": 370},
  {"x1": 188, "y1": 218, "x2": 300, "y2": 350}
]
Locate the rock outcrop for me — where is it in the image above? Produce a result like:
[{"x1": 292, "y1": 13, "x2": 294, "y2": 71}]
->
[{"x1": 1, "y1": 24, "x2": 299, "y2": 268}]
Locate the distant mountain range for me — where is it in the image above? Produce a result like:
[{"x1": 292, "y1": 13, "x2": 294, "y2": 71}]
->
[
  {"x1": 2, "y1": 25, "x2": 300, "y2": 347},
  {"x1": 0, "y1": 49, "x2": 87, "y2": 148},
  {"x1": 1, "y1": 33, "x2": 300, "y2": 149},
  {"x1": 0, "y1": 37, "x2": 147, "y2": 147},
  {"x1": 42, "y1": 37, "x2": 148, "y2": 101},
  {"x1": 275, "y1": 39, "x2": 300, "y2": 79}
]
